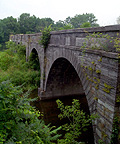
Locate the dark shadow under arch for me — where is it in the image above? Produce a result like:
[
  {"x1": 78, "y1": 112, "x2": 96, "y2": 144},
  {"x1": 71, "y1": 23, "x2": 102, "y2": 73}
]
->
[
  {"x1": 29, "y1": 48, "x2": 41, "y2": 87},
  {"x1": 45, "y1": 57, "x2": 84, "y2": 98},
  {"x1": 29, "y1": 48, "x2": 40, "y2": 71}
]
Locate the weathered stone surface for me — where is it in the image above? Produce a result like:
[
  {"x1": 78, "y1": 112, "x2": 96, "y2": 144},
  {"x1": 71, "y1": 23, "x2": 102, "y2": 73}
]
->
[
  {"x1": 65, "y1": 37, "x2": 70, "y2": 45},
  {"x1": 76, "y1": 37, "x2": 86, "y2": 47}
]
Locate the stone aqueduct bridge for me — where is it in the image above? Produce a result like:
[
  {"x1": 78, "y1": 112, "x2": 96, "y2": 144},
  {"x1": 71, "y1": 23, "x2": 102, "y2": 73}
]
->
[{"x1": 11, "y1": 25, "x2": 120, "y2": 144}]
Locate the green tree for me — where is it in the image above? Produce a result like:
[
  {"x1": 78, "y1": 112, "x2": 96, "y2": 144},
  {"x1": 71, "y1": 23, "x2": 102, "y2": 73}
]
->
[
  {"x1": 35, "y1": 18, "x2": 54, "y2": 32},
  {"x1": 66, "y1": 13, "x2": 99, "y2": 28},
  {"x1": 0, "y1": 16, "x2": 19, "y2": 48},
  {"x1": 64, "y1": 16, "x2": 72, "y2": 25},
  {"x1": 0, "y1": 20, "x2": 4, "y2": 44},
  {"x1": 63, "y1": 23, "x2": 73, "y2": 30},
  {"x1": 54, "y1": 20, "x2": 65, "y2": 30},
  {"x1": 18, "y1": 13, "x2": 32, "y2": 34},
  {"x1": 26, "y1": 15, "x2": 37, "y2": 34}
]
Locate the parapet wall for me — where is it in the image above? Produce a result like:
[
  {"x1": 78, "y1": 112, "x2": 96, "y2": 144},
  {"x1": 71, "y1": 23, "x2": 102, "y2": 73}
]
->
[{"x1": 50, "y1": 25, "x2": 120, "y2": 52}]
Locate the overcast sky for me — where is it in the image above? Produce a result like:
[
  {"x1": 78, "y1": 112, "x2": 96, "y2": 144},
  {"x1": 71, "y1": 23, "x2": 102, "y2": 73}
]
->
[{"x1": 0, "y1": 0, "x2": 120, "y2": 26}]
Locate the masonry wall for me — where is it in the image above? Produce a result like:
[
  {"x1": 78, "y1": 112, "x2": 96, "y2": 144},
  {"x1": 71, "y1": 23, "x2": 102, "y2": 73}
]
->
[
  {"x1": 44, "y1": 25, "x2": 120, "y2": 144},
  {"x1": 50, "y1": 25, "x2": 120, "y2": 52},
  {"x1": 44, "y1": 43, "x2": 119, "y2": 143}
]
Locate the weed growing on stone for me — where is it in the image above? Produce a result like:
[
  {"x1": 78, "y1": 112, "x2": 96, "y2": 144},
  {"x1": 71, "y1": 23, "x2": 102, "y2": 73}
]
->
[{"x1": 39, "y1": 25, "x2": 52, "y2": 49}]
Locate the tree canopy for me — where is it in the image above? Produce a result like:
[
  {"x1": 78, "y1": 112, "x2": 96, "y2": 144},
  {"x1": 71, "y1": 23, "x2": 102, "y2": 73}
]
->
[
  {"x1": 0, "y1": 13, "x2": 99, "y2": 50},
  {"x1": 64, "y1": 13, "x2": 99, "y2": 28}
]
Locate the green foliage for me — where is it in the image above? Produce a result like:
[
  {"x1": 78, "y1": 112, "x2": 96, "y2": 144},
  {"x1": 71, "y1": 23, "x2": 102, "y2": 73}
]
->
[
  {"x1": 28, "y1": 49, "x2": 40, "y2": 71},
  {"x1": 81, "y1": 31, "x2": 120, "y2": 54},
  {"x1": 116, "y1": 94, "x2": 120, "y2": 102},
  {"x1": 103, "y1": 83, "x2": 113, "y2": 94},
  {"x1": 98, "y1": 57, "x2": 102, "y2": 62},
  {"x1": 54, "y1": 20, "x2": 65, "y2": 30},
  {"x1": 64, "y1": 13, "x2": 99, "y2": 28},
  {"x1": 114, "y1": 33, "x2": 120, "y2": 57},
  {"x1": 0, "y1": 44, "x2": 2, "y2": 50},
  {"x1": 0, "y1": 41, "x2": 40, "y2": 91},
  {"x1": 80, "y1": 22, "x2": 91, "y2": 28},
  {"x1": 0, "y1": 81, "x2": 61, "y2": 144},
  {"x1": 18, "y1": 13, "x2": 35, "y2": 34},
  {"x1": 88, "y1": 66, "x2": 93, "y2": 71},
  {"x1": 58, "y1": 24, "x2": 74, "y2": 30},
  {"x1": 0, "y1": 16, "x2": 19, "y2": 44},
  {"x1": 36, "y1": 18, "x2": 55, "y2": 31},
  {"x1": 96, "y1": 69, "x2": 101, "y2": 74},
  {"x1": 110, "y1": 117, "x2": 120, "y2": 144},
  {"x1": 18, "y1": 13, "x2": 55, "y2": 34},
  {"x1": 81, "y1": 32, "x2": 111, "y2": 51},
  {"x1": 0, "y1": 51, "x2": 14, "y2": 71},
  {"x1": 55, "y1": 13, "x2": 99, "y2": 30},
  {"x1": 56, "y1": 99, "x2": 97, "y2": 144},
  {"x1": 98, "y1": 139, "x2": 105, "y2": 144},
  {"x1": 40, "y1": 25, "x2": 52, "y2": 49}
]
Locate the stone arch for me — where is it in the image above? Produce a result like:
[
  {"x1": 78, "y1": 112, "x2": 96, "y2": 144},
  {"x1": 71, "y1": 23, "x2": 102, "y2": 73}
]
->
[
  {"x1": 44, "y1": 48, "x2": 95, "y2": 114},
  {"x1": 45, "y1": 57, "x2": 85, "y2": 97},
  {"x1": 45, "y1": 49, "x2": 80, "y2": 90},
  {"x1": 28, "y1": 43, "x2": 44, "y2": 90},
  {"x1": 29, "y1": 47, "x2": 41, "y2": 88},
  {"x1": 29, "y1": 47, "x2": 41, "y2": 71}
]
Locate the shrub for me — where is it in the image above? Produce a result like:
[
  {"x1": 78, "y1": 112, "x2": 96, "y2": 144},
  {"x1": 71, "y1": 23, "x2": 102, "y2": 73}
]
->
[
  {"x1": 0, "y1": 52, "x2": 14, "y2": 71},
  {"x1": 56, "y1": 99, "x2": 97, "y2": 144},
  {"x1": 0, "y1": 41, "x2": 40, "y2": 91},
  {"x1": 0, "y1": 81, "x2": 61, "y2": 144},
  {"x1": 39, "y1": 25, "x2": 52, "y2": 49}
]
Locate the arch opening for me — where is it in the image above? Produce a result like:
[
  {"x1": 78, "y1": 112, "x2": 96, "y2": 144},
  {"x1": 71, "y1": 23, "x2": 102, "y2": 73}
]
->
[
  {"x1": 28, "y1": 48, "x2": 41, "y2": 87},
  {"x1": 29, "y1": 48, "x2": 40, "y2": 71},
  {"x1": 45, "y1": 58, "x2": 84, "y2": 98}
]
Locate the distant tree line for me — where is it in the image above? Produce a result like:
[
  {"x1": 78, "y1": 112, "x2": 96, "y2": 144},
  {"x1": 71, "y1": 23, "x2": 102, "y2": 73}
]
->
[{"x1": 0, "y1": 13, "x2": 99, "y2": 50}]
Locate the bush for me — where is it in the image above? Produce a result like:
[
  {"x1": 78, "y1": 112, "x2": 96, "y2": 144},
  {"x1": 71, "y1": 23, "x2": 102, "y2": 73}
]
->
[
  {"x1": 0, "y1": 52, "x2": 14, "y2": 71},
  {"x1": 0, "y1": 81, "x2": 61, "y2": 144},
  {"x1": 39, "y1": 25, "x2": 52, "y2": 49},
  {"x1": 56, "y1": 99, "x2": 97, "y2": 144},
  {"x1": 0, "y1": 41, "x2": 40, "y2": 91}
]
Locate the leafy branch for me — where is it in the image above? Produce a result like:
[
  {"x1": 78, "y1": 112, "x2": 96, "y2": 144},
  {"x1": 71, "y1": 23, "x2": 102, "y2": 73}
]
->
[
  {"x1": 56, "y1": 99, "x2": 98, "y2": 144},
  {"x1": 39, "y1": 25, "x2": 52, "y2": 49}
]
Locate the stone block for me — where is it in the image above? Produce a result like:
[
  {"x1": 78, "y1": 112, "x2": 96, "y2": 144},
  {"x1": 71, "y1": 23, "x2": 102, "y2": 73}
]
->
[
  {"x1": 65, "y1": 37, "x2": 70, "y2": 45},
  {"x1": 98, "y1": 99, "x2": 114, "y2": 112},
  {"x1": 76, "y1": 37, "x2": 86, "y2": 47}
]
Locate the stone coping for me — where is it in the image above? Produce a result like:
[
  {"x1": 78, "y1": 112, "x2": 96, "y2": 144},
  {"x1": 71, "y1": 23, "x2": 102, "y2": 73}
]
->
[{"x1": 50, "y1": 25, "x2": 120, "y2": 34}]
